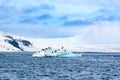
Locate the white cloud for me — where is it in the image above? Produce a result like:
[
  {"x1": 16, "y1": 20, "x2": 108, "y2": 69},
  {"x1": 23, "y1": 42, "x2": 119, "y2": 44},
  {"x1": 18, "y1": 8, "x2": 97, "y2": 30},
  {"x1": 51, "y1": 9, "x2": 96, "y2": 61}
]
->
[
  {"x1": 74, "y1": 21, "x2": 120, "y2": 44},
  {"x1": 0, "y1": 0, "x2": 120, "y2": 17},
  {"x1": 0, "y1": 0, "x2": 120, "y2": 42}
]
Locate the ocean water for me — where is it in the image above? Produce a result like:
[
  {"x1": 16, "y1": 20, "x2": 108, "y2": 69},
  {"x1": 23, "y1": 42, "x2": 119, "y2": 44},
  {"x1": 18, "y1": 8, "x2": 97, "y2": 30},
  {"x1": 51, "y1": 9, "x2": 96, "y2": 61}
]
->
[{"x1": 0, "y1": 52, "x2": 120, "y2": 80}]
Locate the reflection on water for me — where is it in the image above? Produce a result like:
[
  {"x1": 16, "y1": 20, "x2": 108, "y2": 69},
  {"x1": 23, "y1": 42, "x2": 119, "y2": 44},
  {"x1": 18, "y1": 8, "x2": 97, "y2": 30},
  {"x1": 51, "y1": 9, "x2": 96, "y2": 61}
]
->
[{"x1": 0, "y1": 52, "x2": 120, "y2": 80}]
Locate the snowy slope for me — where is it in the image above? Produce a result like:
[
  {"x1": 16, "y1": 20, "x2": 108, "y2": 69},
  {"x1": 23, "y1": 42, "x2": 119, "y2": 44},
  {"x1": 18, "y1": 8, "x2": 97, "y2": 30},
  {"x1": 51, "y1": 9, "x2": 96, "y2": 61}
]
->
[
  {"x1": 0, "y1": 31, "x2": 120, "y2": 52},
  {"x1": 0, "y1": 32, "x2": 34, "y2": 52}
]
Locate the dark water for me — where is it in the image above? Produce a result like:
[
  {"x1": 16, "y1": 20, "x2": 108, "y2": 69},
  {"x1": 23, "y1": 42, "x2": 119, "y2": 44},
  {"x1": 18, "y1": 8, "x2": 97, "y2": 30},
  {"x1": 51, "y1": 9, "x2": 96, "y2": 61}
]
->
[{"x1": 0, "y1": 52, "x2": 120, "y2": 80}]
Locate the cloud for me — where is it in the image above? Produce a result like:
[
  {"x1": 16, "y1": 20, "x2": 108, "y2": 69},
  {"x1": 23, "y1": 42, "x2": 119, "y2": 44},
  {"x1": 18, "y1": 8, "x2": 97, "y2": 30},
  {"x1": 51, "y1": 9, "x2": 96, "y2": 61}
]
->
[
  {"x1": 0, "y1": 24, "x2": 81, "y2": 38},
  {"x1": 0, "y1": 0, "x2": 120, "y2": 24},
  {"x1": 20, "y1": 14, "x2": 53, "y2": 24},
  {"x1": 62, "y1": 8, "x2": 120, "y2": 26},
  {"x1": 40, "y1": 4, "x2": 55, "y2": 10},
  {"x1": 36, "y1": 14, "x2": 53, "y2": 20},
  {"x1": 63, "y1": 20, "x2": 91, "y2": 26},
  {"x1": 23, "y1": 4, "x2": 55, "y2": 13},
  {"x1": 0, "y1": 0, "x2": 120, "y2": 44},
  {"x1": 89, "y1": 9, "x2": 120, "y2": 22},
  {"x1": 78, "y1": 21, "x2": 120, "y2": 44}
]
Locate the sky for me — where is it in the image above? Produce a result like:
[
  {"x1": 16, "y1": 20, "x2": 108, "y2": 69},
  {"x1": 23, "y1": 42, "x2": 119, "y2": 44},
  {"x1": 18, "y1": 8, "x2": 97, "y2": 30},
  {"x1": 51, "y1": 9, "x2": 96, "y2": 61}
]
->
[{"x1": 0, "y1": 0, "x2": 120, "y2": 44}]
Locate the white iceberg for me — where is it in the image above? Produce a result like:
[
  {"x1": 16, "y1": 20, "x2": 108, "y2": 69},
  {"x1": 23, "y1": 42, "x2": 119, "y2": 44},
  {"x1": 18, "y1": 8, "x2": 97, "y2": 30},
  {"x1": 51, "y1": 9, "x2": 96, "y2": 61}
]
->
[{"x1": 32, "y1": 47, "x2": 82, "y2": 58}]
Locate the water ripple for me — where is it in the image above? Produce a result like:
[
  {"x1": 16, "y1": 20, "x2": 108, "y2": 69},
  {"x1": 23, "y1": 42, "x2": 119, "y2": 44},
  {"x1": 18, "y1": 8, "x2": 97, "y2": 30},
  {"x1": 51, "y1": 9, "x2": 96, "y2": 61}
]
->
[{"x1": 0, "y1": 52, "x2": 120, "y2": 80}]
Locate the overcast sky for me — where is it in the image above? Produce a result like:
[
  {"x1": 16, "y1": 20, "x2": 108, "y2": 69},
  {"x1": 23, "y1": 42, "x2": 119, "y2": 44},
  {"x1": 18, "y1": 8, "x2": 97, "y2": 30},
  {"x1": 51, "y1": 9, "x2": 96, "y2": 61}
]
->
[{"x1": 0, "y1": 0, "x2": 120, "y2": 44}]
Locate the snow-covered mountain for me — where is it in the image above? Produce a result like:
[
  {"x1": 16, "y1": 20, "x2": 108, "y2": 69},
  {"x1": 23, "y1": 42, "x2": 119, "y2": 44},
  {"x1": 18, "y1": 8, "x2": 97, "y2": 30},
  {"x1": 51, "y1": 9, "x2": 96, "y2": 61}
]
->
[
  {"x1": 0, "y1": 31, "x2": 120, "y2": 52},
  {"x1": 0, "y1": 31, "x2": 77, "y2": 52},
  {"x1": 0, "y1": 32, "x2": 35, "y2": 52}
]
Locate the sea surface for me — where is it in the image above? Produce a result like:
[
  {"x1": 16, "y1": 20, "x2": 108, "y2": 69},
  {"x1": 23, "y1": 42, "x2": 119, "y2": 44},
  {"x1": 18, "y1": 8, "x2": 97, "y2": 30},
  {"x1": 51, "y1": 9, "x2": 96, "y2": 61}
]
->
[{"x1": 0, "y1": 52, "x2": 120, "y2": 80}]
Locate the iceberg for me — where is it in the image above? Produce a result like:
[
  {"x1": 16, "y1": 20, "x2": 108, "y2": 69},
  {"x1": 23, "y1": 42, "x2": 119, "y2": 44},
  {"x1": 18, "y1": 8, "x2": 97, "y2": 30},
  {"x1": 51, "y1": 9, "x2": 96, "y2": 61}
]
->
[{"x1": 32, "y1": 47, "x2": 82, "y2": 58}]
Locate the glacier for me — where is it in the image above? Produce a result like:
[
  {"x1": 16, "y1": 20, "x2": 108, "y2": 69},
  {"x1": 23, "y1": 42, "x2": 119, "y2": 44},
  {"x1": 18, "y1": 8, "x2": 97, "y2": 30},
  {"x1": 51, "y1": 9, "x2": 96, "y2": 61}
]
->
[{"x1": 0, "y1": 31, "x2": 120, "y2": 52}]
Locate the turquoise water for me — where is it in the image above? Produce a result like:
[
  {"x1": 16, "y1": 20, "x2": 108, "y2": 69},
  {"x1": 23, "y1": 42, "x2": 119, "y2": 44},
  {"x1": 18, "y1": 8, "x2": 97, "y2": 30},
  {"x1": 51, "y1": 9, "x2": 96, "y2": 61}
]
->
[{"x1": 0, "y1": 52, "x2": 120, "y2": 80}]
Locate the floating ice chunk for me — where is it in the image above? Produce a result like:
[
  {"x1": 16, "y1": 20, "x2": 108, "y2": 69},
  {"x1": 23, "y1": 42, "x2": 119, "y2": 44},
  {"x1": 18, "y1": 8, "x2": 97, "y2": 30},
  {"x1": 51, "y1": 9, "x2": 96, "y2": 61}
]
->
[{"x1": 32, "y1": 47, "x2": 82, "y2": 58}]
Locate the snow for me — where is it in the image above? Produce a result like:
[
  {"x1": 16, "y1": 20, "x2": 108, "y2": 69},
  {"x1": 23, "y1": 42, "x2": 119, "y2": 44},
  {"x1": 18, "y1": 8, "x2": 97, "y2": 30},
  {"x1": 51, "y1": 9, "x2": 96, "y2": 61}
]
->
[
  {"x1": 0, "y1": 32, "x2": 20, "y2": 52},
  {"x1": 32, "y1": 47, "x2": 82, "y2": 57},
  {"x1": 0, "y1": 31, "x2": 120, "y2": 52}
]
